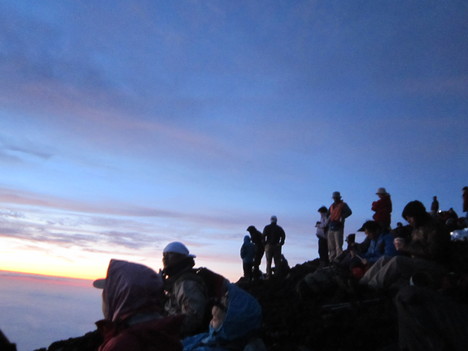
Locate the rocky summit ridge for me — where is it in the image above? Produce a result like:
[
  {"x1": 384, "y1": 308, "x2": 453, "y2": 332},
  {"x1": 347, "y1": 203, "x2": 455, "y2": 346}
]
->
[{"x1": 33, "y1": 241, "x2": 468, "y2": 351}]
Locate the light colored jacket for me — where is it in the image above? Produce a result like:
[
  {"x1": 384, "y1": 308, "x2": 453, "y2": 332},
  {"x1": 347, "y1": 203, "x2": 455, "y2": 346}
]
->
[
  {"x1": 316, "y1": 213, "x2": 329, "y2": 239},
  {"x1": 164, "y1": 270, "x2": 208, "y2": 337}
]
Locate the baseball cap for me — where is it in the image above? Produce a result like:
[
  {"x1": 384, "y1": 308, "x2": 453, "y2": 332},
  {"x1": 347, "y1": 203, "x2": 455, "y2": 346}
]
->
[{"x1": 163, "y1": 241, "x2": 196, "y2": 258}]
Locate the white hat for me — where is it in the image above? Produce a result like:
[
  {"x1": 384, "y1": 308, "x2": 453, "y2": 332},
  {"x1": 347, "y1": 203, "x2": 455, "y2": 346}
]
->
[
  {"x1": 376, "y1": 187, "x2": 388, "y2": 195},
  {"x1": 163, "y1": 241, "x2": 196, "y2": 258}
]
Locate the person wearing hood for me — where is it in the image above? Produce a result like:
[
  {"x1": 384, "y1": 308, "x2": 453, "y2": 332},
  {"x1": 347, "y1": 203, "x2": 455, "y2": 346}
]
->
[
  {"x1": 182, "y1": 283, "x2": 264, "y2": 351},
  {"x1": 162, "y1": 241, "x2": 217, "y2": 337},
  {"x1": 93, "y1": 259, "x2": 183, "y2": 351},
  {"x1": 240, "y1": 235, "x2": 256, "y2": 281},
  {"x1": 246, "y1": 225, "x2": 264, "y2": 280}
]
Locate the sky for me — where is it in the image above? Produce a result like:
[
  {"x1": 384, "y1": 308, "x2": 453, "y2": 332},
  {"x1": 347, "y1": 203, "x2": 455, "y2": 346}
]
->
[
  {"x1": 0, "y1": 0, "x2": 467, "y2": 282},
  {"x1": 0, "y1": 271, "x2": 101, "y2": 351}
]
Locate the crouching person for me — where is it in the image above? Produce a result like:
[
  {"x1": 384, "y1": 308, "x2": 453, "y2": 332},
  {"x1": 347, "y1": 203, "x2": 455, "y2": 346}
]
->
[
  {"x1": 93, "y1": 259, "x2": 183, "y2": 351},
  {"x1": 182, "y1": 283, "x2": 265, "y2": 351}
]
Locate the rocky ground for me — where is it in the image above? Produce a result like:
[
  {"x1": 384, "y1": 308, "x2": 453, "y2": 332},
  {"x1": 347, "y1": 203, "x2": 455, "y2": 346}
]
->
[{"x1": 34, "y1": 241, "x2": 468, "y2": 351}]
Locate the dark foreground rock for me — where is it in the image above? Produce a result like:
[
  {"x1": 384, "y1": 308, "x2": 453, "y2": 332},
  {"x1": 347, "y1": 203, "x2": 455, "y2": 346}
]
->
[{"x1": 35, "y1": 241, "x2": 468, "y2": 351}]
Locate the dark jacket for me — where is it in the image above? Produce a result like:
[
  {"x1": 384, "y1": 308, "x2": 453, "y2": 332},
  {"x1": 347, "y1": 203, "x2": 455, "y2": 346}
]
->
[{"x1": 263, "y1": 223, "x2": 285, "y2": 246}]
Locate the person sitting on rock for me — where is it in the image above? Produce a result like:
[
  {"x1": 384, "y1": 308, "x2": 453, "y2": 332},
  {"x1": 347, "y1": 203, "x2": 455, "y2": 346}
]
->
[
  {"x1": 161, "y1": 242, "x2": 224, "y2": 338},
  {"x1": 93, "y1": 259, "x2": 183, "y2": 351},
  {"x1": 348, "y1": 220, "x2": 397, "y2": 279},
  {"x1": 359, "y1": 200, "x2": 451, "y2": 292}
]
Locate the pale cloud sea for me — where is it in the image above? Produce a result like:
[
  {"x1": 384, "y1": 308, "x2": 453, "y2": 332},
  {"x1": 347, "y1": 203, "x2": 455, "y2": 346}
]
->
[{"x1": 0, "y1": 271, "x2": 102, "y2": 351}]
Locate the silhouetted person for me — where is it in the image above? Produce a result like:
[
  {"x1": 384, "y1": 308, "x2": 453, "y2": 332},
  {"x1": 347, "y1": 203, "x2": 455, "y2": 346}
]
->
[
  {"x1": 246, "y1": 225, "x2": 264, "y2": 279},
  {"x1": 328, "y1": 191, "x2": 352, "y2": 262},
  {"x1": 463, "y1": 186, "x2": 468, "y2": 220},
  {"x1": 240, "y1": 235, "x2": 256, "y2": 281},
  {"x1": 263, "y1": 215, "x2": 286, "y2": 279},
  {"x1": 431, "y1": 195, "x2": 439, "y2": 216},
  {"x1": 315, "y1": 206, "x2": 329, "y2": 266},
  {"x1": 371, "y1": 187, "x2": 392, "y2": 230}
]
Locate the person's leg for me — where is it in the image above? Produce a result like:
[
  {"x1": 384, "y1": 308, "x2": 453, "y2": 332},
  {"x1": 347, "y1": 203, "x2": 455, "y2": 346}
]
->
[
  {"x1": 335, "y1": 228, "x2": 344, "y2": 258},
  {"x1": 318, "y1": 237, "x2": 329, "y2": 264},
  {"x1": 327, "y1": 230, "x2": 337, "y2": 262},
  {"x1": 272, "y1": 245, "x2": 281, "y2": 276},
  {"x1": 265, "y1": 245, "x2": 273, "y2": 278}
]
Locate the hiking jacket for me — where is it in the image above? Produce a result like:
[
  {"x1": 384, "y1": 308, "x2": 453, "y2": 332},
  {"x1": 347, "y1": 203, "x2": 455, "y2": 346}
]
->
[
  {"x1": 97, "y1": 315, "x2": 183, "y2": 351},
  {"x1": 96, "y1": 259, "x2": 182, "y2": 351},
  {"x1": 240, "y1": 236, "x2": 256, "y2": 264},
  {"x1": 329, "y1": 201, "x2": 352, "y2": 223},
  {"x1": 372, "y1": 195, "x2": 392, "y2": 225},
  {"x1": 406, "y1": 219, "x2": 450, "y2": 262},
  {"x1": 362, "y1": 232, "x2": 397, "y2": 264},
  {"x1": 316, "y1": 213, "x2": 329, "y2": 239},
  {"x1": 182, "y1": 283, "x2": 262, "y2": 351},
  {"x1": 263, "y1": 223, "x2": 285, "y2": 246},
  {"x1": 164, "y1": 268, "x2": 209, "y2": 337}
]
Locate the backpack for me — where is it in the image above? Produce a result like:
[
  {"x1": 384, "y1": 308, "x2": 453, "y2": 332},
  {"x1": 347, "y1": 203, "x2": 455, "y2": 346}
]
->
[{"x1": 342, "y1": 203, "x2": 352, "y2": 219}]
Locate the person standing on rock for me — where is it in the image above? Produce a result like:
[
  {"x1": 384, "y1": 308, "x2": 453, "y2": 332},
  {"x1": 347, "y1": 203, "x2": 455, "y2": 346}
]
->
[
  {"x1": 240, "y1": 235, "x2": 256, "y2": 281},
  {"x1": 371, "y1": 187, "x2": 392, "y2": 231},
  {"x1": 328, "y1": 191, "x2": 352, "y2": 262},
  {"x1": 315, "y1": 206, "x2": 329, "y2": 266},
  {"x1": 263, "y1": 215, "x2": 286, "y2": 279},
  {"x1": 247, "y1": 225, "x2": 265, "y2": 279}
]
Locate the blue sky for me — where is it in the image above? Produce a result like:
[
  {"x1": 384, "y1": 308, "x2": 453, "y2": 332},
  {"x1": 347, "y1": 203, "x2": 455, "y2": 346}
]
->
[{"x1": 0, "y1": 0, "x2": 467, "y2": 281}]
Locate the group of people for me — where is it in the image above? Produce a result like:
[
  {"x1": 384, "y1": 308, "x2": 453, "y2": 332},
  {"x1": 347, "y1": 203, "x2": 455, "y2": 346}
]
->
[
  {"x1": 300, "y1": 186, "x2": 468, "y2": 350},
  {"x1": 241, "y1": 215, "x2": 287, "y2": 281},
  {"x1": 92, "y1": 241, "x2": 265, "y2": 351}
]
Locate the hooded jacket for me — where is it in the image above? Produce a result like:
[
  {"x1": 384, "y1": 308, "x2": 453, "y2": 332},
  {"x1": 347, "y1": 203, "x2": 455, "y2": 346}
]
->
[
  {"x1": 240, "y1": 236, "x2": 256, "y2": 264},
  {"x1": 96, "y1": 259, "x2": 183, "y2": 351},
  {"x1": 163, "y1": 257, "x2": 209, "y2": 337},
  {"x1": 182, "y1": 283, "x2": 262, "y2": 351}
]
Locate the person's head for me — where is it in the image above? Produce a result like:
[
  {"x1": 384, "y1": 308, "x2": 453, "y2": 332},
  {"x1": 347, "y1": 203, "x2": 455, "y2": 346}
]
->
[
  {"x1": 402, "y1": 200, "x2": 429, "y2": 227},
  {"x1": 162, "y1": 241, "x2": 196, "y2": 270},
  {"x1": 244, "y1": 235, "x2": 251, "y2": 243},
  {"x1": 270, "y1": 215, "x2": 277, "y2": 224},
  {"x1": 93, "y1": 259, "x2": 163, "y2": 322},
  {"x1": 246, "y1": 225, "x2": 256, "y2": 233},
  {"x1": 376, "y1": 187, "x2": 388, "y2": 198},
  {"x1": 358, "y1": 220, "x2": 380, "y2": 240},
  {"x1": 318, "y1": 206, "x2": 328, "y2": 214},
  {"x1": 433, "y1": 196, "x2": 437, "y2": 200},
  {"x1": 332, "y1": 191, "x2": 341, "y2": 202},
  {"x1": 345, "y1": 233, "x2": 356, "y2": 248}
]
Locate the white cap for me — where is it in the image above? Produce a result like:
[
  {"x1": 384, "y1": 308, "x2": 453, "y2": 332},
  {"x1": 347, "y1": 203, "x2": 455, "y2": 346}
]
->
[{"x1": 163, "y1": 241, "x2": 196, "y2": 258}]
